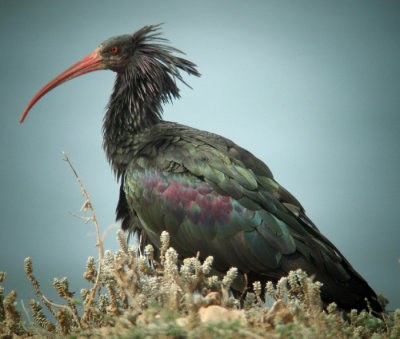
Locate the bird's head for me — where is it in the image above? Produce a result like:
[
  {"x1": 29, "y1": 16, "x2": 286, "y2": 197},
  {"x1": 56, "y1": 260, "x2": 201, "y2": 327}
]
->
[
  {"x1": 97, "y1": 34, "x2": 136, "y2": 73},
  {"x1": 20, "y1": 25, "x2": 199, "y2": 123}
]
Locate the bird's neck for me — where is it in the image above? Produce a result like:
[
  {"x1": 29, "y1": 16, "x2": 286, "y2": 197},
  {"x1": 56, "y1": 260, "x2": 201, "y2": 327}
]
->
[{"x1": 102, "y1": 71, "x2": 162, "y2": 177}]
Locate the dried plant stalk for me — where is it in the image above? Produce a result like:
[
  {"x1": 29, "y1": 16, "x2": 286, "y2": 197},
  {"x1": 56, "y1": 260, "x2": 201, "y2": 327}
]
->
[{"x1": 63, "y1": 152, "x2": 103, "y2": 325}]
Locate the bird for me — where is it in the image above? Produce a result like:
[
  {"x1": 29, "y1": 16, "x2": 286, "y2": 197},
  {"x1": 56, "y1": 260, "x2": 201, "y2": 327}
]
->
[{"x1": 20, "y1": 24, "x2": 382, "y2": 314}]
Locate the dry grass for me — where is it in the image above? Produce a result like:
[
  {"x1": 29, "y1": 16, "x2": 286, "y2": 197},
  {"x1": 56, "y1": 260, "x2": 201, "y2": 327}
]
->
[{"x1": 1, "y1": 156, "x2": 398, "y2": 338}]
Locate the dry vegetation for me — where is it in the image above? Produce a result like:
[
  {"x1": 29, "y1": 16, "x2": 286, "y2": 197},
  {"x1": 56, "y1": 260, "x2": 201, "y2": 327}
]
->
[{"x1": 1, "y1": 155, "x2": 399, "y2": 338}]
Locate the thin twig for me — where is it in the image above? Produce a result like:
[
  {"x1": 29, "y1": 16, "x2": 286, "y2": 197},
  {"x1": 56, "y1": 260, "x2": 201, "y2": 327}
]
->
[
  {"x1": 62, "y1": 152, "x2": 104, "y2": 325},
  {"x1": 68, "y1": 211, "x2": 93, "y2": 223},
  {"x1": 42, "y1": 294, "x2": 81, "y2": 327},
  {"x1": 102, "y1": 224, "x2": 119, "y2": 243},
  {"x1": 20, "y1": 299, "x2": 33, "y2": 334}
]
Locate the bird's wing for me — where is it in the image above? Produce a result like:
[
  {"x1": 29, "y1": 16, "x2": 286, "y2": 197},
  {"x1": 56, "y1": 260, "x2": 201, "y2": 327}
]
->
[
  {"x1": 122, "y1": 125, "x2": 381, "y2": 311},
  {"x1": 123, "y1": 126, "x2": 338, "y2": 273}
]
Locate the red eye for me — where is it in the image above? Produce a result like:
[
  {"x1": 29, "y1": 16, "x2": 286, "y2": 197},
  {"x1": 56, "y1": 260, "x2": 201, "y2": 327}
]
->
[{"x1": 111, "y1": 46, "x2": 119, "y2": 54}]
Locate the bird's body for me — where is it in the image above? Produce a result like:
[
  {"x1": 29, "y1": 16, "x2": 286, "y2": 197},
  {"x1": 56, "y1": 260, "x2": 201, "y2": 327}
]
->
[{"x1": 21, "y1": 25, "x2": 382, "y2": 314}]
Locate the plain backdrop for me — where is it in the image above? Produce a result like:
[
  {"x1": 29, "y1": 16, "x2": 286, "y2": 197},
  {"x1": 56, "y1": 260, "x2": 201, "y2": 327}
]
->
[{"x1": 1, "y1": 0, "x2": 399, "y2": 313}]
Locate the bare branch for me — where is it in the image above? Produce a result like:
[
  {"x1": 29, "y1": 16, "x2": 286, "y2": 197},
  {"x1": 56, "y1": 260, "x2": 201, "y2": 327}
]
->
[{"x1": 62, "y1": 152, "x2": 104, "y2": 325}]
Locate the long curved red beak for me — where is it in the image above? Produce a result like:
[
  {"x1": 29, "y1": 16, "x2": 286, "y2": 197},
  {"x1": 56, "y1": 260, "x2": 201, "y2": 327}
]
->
[{"x1": 20, "y1": 48, "x2": 104, "y2": 123}]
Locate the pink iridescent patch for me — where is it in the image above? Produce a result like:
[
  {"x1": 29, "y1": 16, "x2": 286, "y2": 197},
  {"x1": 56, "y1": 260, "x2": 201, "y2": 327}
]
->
[{"x1": 140, "y1": 172, "x2": 233, "y2": 226}]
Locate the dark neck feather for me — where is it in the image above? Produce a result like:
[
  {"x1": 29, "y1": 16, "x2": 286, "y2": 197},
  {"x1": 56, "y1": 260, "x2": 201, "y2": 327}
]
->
[
  {"x1": 102, "y1": 68, "x2": 162, "y2": 176},
  {"x1": 102, "y1": 26, "x2": 200, "y2": 176}
]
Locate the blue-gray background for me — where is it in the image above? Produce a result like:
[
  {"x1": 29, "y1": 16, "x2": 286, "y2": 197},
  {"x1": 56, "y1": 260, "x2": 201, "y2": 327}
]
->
[{"x1": 1, "y1": 0, "x2": 399, "y2": 312}]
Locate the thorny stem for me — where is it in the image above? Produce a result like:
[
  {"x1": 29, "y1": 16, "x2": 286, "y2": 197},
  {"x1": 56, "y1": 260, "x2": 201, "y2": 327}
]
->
[{"x1": 62, "y1": 152, "x2": 104, "y2": 326}]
